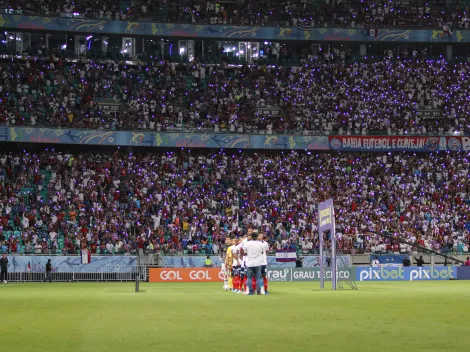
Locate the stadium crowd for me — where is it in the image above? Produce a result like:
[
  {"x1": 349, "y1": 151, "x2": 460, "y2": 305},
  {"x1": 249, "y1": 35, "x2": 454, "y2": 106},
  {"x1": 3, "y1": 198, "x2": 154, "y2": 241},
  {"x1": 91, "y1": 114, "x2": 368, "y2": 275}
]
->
[
  {"x1": 0, "y1": 57, "x2": 469, "y2": 134},
  {"x1": 0, "y1": 150, "x2": 469, "y2": 256},
  {"x1": 0, "y1": 0, "x2": 468, "y2": 28}
]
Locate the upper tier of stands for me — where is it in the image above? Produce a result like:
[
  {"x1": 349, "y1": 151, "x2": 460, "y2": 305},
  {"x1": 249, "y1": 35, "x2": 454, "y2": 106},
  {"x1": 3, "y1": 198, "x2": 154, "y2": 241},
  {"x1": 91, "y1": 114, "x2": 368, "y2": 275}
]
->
[
  {"x1": 1, "y1": 0, "x2": 469, "y2": 28},
  {"x1": 0, "y1": 56, "x2": 468, "y2": 135}
]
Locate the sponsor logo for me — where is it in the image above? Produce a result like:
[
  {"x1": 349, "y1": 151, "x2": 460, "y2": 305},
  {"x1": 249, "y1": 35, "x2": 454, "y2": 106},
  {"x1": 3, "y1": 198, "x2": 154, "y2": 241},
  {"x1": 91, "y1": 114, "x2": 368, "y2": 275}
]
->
[
  {"x1": 329, "y1": 138, "x2": 342, "y2": 150},
  {"x1": 447, "y1": 137, "x2": 462, "y2": 151},
  {"x1": 267, "y1": 269, "x2": 289, "y2": 282},
  {"x1": 409, "y1": 267, "x2": 454, "y2": 281},
  {"x1": 359, "y1": 267, "x2": 405, "y2": 281},
  {"x1": 189, "y1": 270, "x2": 213, "y2": 280},
  {"x1": 160, "y1": 270, "x2": 183, "y2": 281},
  {"x1": 357, "y1": 266, "x2": 455, "y2": 281},
  {"x1": 292, "y1": 269, "x2": 350, "y2": 281},
  {"x1": 424, "y1": 137, "x2": 439, "y2": 151},
  {"x1": 149, "y1": 268, "x2": 224, "y2": 282}
]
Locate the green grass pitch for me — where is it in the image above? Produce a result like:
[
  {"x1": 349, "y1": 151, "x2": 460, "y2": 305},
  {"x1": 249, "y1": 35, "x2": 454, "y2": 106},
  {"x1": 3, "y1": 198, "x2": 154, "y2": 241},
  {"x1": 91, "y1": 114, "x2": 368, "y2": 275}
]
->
[{"x1": 2, "y1": 281, "x2": 469, "y2": 352}]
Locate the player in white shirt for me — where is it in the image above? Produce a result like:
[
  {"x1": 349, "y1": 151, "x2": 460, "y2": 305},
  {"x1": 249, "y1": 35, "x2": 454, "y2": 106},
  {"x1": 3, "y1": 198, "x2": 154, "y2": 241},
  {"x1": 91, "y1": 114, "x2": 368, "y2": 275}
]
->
[
  {"x1": 237, "y1": 237, "x2": 248, "y2": 293},
  {"x1": 260, "y1": 233, "x2": 270, "y2": 294},
  {"x1": 222, "y1": 246, "x2": 229, "y2": 291}
]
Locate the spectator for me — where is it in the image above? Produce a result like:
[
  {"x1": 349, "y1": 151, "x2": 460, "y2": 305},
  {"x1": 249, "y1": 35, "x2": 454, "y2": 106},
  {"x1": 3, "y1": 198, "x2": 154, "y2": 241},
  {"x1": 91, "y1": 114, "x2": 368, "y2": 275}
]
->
[
  {"x1": 465, "y1": 257, "x2": 470, "y2": 266},
  {"x1": 0, "y1": 253, "x2": 8, "y2": 283},
  {"x1": 25, "y1": 241, "x2": 32, "y2": 254},
  {"x1": 44, "y1": 259, "x2": 52, "y2": 283},
  {"x1": 415, "y1": 255, "x2": 425, "y2": 267},
  {"x1": 34, "y1": 243, "x2": 43, "y2": 254},
  {"x1": 212, "y1": 242, "x2": 219, "y2": 255}
]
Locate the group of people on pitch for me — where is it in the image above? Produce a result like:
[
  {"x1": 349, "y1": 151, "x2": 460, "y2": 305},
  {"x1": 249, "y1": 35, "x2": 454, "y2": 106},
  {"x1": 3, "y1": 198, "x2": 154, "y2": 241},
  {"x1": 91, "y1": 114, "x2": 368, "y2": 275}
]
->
[{"x1": 223, "y1": 226, "x2": 269, "y2": 295}]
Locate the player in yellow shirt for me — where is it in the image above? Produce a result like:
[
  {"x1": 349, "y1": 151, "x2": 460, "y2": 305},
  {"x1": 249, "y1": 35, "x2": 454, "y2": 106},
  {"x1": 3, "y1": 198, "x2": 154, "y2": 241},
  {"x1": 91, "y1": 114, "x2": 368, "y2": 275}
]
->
[{"x1": 225, "y1": 237, "x2": 234, "y2": 290}]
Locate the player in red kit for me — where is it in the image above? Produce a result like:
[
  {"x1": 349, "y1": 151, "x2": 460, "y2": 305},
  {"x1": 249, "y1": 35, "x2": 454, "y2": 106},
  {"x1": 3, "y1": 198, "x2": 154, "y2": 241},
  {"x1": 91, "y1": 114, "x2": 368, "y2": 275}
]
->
[{"x1": 231, "y1": 238, "x2": 242, "y2": 293}]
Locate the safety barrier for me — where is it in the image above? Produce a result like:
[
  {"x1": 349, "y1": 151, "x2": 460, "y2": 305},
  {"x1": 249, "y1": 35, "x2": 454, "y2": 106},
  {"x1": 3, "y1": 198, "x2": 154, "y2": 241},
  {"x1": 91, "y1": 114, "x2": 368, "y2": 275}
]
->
[{"x1": 5, "y1": 266, "x2": 146, "y2": 282}]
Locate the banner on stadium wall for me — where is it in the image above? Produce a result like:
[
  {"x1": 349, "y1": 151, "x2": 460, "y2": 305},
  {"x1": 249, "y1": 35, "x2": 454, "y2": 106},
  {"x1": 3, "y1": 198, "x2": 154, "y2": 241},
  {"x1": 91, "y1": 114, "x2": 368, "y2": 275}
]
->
[
  {"x1": 6, "y1": 255, "x2": 136, "y2": 272},
  {"x1": 5, "y1": 127, "x2": 470, "y2": 151},
  {"x1": 149, "y1": 267, "x2": 356, "y2": 283},
  {"x1": 290, "y1": 267, "x2": 354, "y2": 282},
  {"x1": 445, "y1": 136, "x2": 470, "y2": 151},
  {"x1": 5, "y1": 127, "x2": 329, "y2": 150},
  {"x1": 329, "y1": 136, "x2": 470, "y2": 152},
  {"x1": 356, "y1": 266, "x2": 457, "y2": 281},
  {"x1": 329, "y1": 136, "x2": 443, "y2": 152},
  {"x1": 7, "y1": 255, "x2": 351, "y2": 272},
  {"x1": 1, "y1": 15, "x2": 470, "y2": 42}
]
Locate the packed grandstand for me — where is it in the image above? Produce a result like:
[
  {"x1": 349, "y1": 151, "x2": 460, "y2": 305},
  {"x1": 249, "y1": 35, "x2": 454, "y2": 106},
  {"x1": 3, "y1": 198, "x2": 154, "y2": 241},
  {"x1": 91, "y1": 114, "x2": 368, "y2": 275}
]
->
[
  {"x1": 0, "y1": 58, "x2": 469, "y2": 134},
  {"x1": 0, "y1": 150, "x2": 469, "y2": 256},
  {"x1": 0, "y1": 0, "x2": 469, "y2": 260}
]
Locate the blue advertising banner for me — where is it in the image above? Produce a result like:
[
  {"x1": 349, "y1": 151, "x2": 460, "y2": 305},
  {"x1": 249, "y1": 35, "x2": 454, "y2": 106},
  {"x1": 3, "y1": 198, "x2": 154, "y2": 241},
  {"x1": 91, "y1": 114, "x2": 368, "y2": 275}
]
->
[
  {"x1": 0, "y1": 15, "x2": 469, "y2": 42},
  {"x1": 356, "y1": 266, "x2": 457, "y2": 281},
  {"x1": 4, "y1": 127, "x2": 329, "y2": 150},
  {"x1": 456, "y1": 266, "x2": 470, "y2": 280},
  {"x1": 6, "y1": 255, "x2": 137, "y2": 272},
  {"x1": 3, "y1": 128, "x2": 469, "y2": 151}
]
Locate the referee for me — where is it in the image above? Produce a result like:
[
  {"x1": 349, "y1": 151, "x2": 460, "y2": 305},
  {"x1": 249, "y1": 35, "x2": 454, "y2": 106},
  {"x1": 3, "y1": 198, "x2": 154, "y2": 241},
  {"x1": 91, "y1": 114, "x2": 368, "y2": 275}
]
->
[{"x1": 0, "y1": 253, "x2": 8, "y2": 283}]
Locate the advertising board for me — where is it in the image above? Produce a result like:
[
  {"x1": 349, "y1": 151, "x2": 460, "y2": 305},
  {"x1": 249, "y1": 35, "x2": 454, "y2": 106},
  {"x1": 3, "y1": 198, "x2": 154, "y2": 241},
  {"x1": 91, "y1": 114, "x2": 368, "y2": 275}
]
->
[{"x1": 356, "y1": 266, "x2": 456, "y2": 281}]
